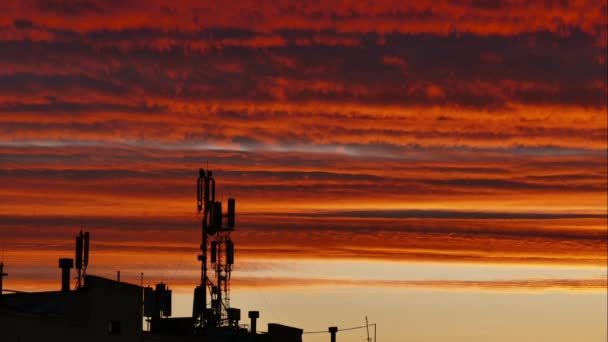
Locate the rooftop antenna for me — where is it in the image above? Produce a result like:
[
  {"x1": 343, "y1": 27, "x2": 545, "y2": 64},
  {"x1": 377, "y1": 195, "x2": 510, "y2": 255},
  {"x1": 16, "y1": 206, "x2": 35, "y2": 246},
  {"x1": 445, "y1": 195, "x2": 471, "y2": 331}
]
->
[
  {"x1": 75, "y1": 230, "x2": 90, "y2": 289},
  {"x1": 194, "y1": 167, "x2": 237, "y2": 329},
  {"x1": 0, "y1": 262, "x2": 7, "y2": 296},
  {"x1": 0, "y1": 241, "x2": 5, "y2": 296},
  {"x1": 366, "y1": 316, "x2": 371, "y2": 342}
]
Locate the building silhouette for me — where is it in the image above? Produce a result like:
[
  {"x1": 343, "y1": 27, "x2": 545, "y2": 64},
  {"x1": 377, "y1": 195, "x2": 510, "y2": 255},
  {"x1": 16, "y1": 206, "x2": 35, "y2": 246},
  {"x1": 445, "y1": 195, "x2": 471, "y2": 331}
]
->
[{"x1": 0, "y1": 169, "x2": 303, "y2": 342}]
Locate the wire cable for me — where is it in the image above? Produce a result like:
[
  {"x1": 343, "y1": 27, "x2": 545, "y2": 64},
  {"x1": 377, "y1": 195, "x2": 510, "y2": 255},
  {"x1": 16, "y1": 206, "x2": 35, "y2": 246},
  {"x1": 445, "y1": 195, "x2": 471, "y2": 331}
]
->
[{"x1": 303, "y1": 323, "x2": 375, "y2": 334}]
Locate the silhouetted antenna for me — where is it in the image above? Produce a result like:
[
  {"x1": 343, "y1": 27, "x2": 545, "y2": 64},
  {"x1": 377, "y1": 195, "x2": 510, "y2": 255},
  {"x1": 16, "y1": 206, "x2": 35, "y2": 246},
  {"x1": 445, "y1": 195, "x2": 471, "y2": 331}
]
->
[
  {"x1": 83, "y1": 232, "x2": 90, "y2": 267},
  {"x1": 366, "y1": 316, "x2": 371, "y2": 342},
  {"x1": 197, "y1": 169, "x2": 204, "y2": 212},
  {"x1": 0, "y1": 262, "x2": 7, "y2": 296},
  {"x1": 1, "y1": 240, "x2": 5, "y2": 290},
  {"x1": 227, "y1": 198, "x2": 235, "y2": 229},
  {"x1": 74, "y1": 230, "x2": 90, "y2": 289},
  {"x1": 213, "y1": 201, "x2": 222, "y2": 232},
  {"x1": 75, "y1": 233, "x2": 83, "y2": 269},
  {"x1": 211, "y1": 241, "x2": 217, "y2": 263},
  {"x1": 194, "y1": 167, "x2": 237, "y2": 329},
  {"x1": 144, "y1": 282, "x2": 173, "y2": 320},
  {"x1": 226, "y1": 240, "x2": 234, "y2": 265}
]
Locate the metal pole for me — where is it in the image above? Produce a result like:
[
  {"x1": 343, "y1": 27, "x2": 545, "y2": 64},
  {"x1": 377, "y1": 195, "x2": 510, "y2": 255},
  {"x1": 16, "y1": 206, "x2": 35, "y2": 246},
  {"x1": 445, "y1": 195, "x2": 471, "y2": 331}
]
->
[
  {"x1": 201, "y1": 215, "x2": 207, "y2": 326},
  {"x1": 198, "y1": 168, "x2": 208, "y2": 328},
  {"x1": 0, "y1": 262, "x2": 6, "y2": 296}
]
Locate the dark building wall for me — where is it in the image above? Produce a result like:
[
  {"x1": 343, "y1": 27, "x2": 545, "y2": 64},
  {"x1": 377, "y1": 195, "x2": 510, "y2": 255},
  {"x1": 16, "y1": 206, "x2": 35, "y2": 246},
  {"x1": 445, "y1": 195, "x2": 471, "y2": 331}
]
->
[
  {"x1": 0, "y1": 275, "x2": 141, "y2": 342},
  {"x1": 0, "y1": 308, "x2": 93, "y2": 342},
  {"x1": 1, "y1": 275, "x2": 303, "y2": 342},
  {"x1": 85, "y1": 275, "x2": 143, "y2": 342},
  {"x1": 267, "y1": 323, "x2": 303, "y2": 342}
]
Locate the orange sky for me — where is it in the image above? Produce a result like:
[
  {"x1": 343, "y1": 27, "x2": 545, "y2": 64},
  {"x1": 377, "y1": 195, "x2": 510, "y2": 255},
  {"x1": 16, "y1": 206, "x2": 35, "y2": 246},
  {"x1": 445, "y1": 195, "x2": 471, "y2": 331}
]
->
[{"x1": 0, "y1": 1, "x2": 606, "y2": 340}]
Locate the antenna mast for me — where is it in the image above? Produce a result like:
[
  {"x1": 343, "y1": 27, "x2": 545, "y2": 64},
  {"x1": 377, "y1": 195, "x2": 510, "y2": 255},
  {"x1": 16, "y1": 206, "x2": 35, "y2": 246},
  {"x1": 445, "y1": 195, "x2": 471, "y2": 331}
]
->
[
  {"x1": 74, "y1": 231, "x2": 90, "y2": 289},
  {"x1": 366, "y1": 316, "x2": 371, "y2": 342},
  {"x1": 0, "y1": 262, "x2": 7, "y2": 296},
  {"x1": 195, "y1": 168, "x2": 236, "y2": 329}
]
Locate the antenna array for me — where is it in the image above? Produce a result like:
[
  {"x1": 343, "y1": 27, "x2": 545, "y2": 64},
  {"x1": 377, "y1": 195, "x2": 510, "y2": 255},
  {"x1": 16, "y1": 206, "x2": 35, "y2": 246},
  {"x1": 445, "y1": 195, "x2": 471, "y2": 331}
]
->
[{"x1": 194, "y1": 168, "x2": 236, "y2": 328}]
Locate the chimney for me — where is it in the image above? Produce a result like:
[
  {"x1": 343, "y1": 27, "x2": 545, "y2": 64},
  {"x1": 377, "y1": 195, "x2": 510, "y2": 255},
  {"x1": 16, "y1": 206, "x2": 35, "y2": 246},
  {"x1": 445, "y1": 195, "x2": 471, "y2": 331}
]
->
[
  {"x1": 58, "y1": 258, "x2": 74, "y2": 292},
  {"x1": 328, "y1": 327, "x2": 338, "y2": 342},
  {"x1": 248, "y1": 311, "x2": 259, "y2": 336}
]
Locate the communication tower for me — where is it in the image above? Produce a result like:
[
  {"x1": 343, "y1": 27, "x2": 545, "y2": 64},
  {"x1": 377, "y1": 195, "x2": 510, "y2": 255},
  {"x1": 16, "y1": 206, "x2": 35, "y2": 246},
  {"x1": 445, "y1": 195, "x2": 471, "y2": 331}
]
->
[{"x1": 194, "y1": 168, "x2": 236, "y2": 328}]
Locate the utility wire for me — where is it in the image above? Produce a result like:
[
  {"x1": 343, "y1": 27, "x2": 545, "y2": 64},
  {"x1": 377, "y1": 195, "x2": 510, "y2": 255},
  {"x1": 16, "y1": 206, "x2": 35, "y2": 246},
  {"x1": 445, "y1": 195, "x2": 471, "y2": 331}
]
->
[{"x1": 303, "y1": 323, "x2": 375, "y2": 334}]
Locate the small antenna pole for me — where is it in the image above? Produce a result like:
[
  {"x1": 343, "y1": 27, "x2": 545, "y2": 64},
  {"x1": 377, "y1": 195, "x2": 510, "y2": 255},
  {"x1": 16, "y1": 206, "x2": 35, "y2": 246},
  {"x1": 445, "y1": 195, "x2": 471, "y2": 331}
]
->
[
  {"x1": 366, "y1": 316, "x2": 371, "y2": 342},
  {"x1": 75, "y1": 231, "x2": 83, "y2": 288},
  {"x1": 74, "y1": 230, "x2": 90, "y2": 289},
  {"x1": 0, "y1": 262, "x2": 7, "y2": 296}
]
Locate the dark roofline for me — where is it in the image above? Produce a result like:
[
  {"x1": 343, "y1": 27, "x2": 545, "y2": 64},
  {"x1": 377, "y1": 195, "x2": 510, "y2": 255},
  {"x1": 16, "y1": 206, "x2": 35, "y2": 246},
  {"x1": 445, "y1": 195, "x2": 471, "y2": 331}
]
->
[
  {"x1": 1, "y1": 290, "x2": 71, "y2": 298},
  {"x1": 1, "y1": 274, "x2": 140, "y2": 299},
  {"x1": 84, "y1": 274, "x2": 141, "y2": 290}
]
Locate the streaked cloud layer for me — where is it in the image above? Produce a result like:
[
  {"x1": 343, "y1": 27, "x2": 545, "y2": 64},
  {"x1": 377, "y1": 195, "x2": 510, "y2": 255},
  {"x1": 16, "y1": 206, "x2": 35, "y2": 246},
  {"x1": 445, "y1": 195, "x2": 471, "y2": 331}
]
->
[{"x1": 0, "y1": 0, "x2": 606, "y2": 296}]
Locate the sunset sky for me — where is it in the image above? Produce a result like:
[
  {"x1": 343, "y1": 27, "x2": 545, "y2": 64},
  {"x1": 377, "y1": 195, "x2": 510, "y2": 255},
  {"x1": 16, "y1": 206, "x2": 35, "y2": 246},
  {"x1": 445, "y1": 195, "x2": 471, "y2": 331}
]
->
[{"x1": 0, "y1": 1, "x2": 607, "y2": 341}]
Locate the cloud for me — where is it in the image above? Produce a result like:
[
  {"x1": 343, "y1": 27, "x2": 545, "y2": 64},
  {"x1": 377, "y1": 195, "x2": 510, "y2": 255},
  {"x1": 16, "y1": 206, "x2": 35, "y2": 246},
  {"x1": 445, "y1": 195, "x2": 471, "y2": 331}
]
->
[
  {"x1": 0, "y1": 102, "x2": 606, "y2": 150},
  {"x1": 0, "y1": 26, "x2": 605, "y2": 108},
  {"x1": 6, "y1": 275, "x2": 605, "y2": 294},
  {"x1": 0, "y1": 1, "x2": 602, "y2": 38},
  {"x1": 229, "y1": 277, "x2": 608, "y2": 292},
  {"x1": 0, "y1": 0, "x2": 605, "y2": 294},
  {"x1": 13, "y1": 19, "x2": 34, "y2": 29},
  {"x1": 0, "y1": 210, "x2": 605, "y2": 267}
]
